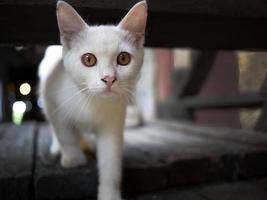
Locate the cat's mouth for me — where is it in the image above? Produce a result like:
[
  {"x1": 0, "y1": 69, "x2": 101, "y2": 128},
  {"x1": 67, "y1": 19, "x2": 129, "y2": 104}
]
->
[
  {"x1": 98, "y1": 89, "x2": 118, "y2": 98},
  {"x1": 103, "y1": 87, "x2": 116, "y2": 94},
  {"x1": 98, "y1": 86, "x2": 116, "y2": 94},
  {"x1": 105, "y1": 86, "x2": 113, "y2": 92}
]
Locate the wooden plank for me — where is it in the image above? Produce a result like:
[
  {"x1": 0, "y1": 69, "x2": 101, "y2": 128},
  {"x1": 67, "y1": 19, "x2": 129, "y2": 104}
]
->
[
  {"x1": 253, "y1": 178, "x2": 267, "y2": 191},
  {"x1": 156, "y1": 120, "x2": 267, "y2": 180},
  {"x1": 137, "y1": 178, "x2": 267, "y2": 200},
  {"x1": 158, "y1": 120, "x2": 267, "y2": 147},
  {"x1": 34, "y1": 125, "x2": 169, "y2": 198},
  {"x1": 34, "y1": 125, "x2": 98, "y2": 200},
  {"x1": 179, "y1": 51, "x2": 217, "y2": 97},
  {"x1": 0, "y1": 122, "x2": 36, "y2": 200},
  {"x1": 34, "y1": 121, "x2": 267, "y2": 199},
  {"x1": 196, "y1": 180, "x2": 267, "y2": 200},
  {"x1": 255, "y1": 73, "x2": 267, "y2": 132},
  {"x1": 125, "y1": 121, "x2": 267, "y2": 186},
  {"x1": 125, "y1": 124, "x2": 267, "y2": 163},
  {"x1": 136, "y1": 188, "x2": 206, "y2": 200},
  {"x1": 179, "y1": 92, "x2": 265, "y2": 109},
  {"x1": 0, "y1": 1, "x2": 267, "y2": 49}
]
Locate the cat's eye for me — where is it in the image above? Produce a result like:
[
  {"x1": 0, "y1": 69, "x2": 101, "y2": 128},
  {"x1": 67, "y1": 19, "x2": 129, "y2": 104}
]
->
[
  {"x1": 81, "y1": 53, "x2": 97, "y2": 67},
  {"x1": 117, "y1": 52, "x2": 131, "y2": 66}
]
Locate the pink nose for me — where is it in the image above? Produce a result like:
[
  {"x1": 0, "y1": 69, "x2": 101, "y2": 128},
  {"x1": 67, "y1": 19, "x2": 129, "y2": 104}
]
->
[{"x1": 101, "y1": 76, "x2": 117, "y2": 87}]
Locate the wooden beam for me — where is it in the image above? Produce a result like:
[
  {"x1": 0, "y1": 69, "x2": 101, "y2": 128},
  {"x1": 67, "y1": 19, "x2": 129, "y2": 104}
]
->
[
  {"x1": 179, "y1": 51, "x2": 218, "y2": 97},
  {"x1": 179, "y1": 93, "x2": 264, "y2": 109},
  {"x1": 0, "y1": 0, "x2": 267, "y2": 49},
  {"x1": 158, "y1": 93, "x2": 264, "y2": 121}
]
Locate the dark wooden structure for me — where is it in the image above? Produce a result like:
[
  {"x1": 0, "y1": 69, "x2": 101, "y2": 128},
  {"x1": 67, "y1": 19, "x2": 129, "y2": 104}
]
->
[
  {"x1": 1, "y1": 122, "x2": 267, "y2": 200},
  {"x1": 0, "y1": 0, "x2": 266, "y2": 129},
  {"x1": 0, "y1": 0, "x2": 267, "y2": 49},
  {"x1": 1, "y1": 0, "x2": 267, "y2": 200}
]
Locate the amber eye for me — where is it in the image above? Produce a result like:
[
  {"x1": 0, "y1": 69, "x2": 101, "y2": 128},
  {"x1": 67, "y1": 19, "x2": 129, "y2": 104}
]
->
[
  {"x1": 117, "y1": 52, "x2": 131, "y2": 66},
  {"x1": 81, "y1": 53, "x2": 97, "y2": 67}
]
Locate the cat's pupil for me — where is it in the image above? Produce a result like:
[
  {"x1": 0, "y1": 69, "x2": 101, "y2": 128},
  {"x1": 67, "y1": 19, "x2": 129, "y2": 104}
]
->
[
  {"x1": 117, "y1": 52, "x2": 131, "y2": 66},
  {"x1": 82, "y1": 53, "x2": 97, "y2": 67}
]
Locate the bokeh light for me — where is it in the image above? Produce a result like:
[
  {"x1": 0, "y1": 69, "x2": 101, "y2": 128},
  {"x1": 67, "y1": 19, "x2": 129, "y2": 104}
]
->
[
  {"x1": 19, "y1": 82, "x2": 31, "y2": 95},
  {"x1": 12, "y1": 101, "x2": 26, "y2": 125}
]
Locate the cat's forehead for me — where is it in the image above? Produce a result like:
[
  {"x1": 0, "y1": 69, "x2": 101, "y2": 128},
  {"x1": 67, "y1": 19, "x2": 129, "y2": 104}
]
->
[
  {"x1": 88, "y1": 26, "x2": 119, "y2": 41},
  {"x1": 80, "y1": 25, "x2": 131, "y2": 54}
]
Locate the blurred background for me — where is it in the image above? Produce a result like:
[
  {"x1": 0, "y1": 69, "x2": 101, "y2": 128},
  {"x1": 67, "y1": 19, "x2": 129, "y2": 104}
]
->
[{"x1": 0, "y1": 45, "x2": 266, "y2": 130}]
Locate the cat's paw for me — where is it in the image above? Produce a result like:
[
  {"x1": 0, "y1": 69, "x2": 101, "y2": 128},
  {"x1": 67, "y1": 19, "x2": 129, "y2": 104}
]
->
[
  {"x1": 61, "y1": 153, "x2": 87, "y2": 168},
  {"x1": 98, "y1": 196, "x2": 122, "y2": 200},
  {"x1": 98, "y1": 198, "x2": 122, "y2": 200},
  {"x1": 49, "y1": 142, "x2": 61, "y2": 156},
  {"x1": 98, "y1": 191, "x2": 122, "y2": 200}
]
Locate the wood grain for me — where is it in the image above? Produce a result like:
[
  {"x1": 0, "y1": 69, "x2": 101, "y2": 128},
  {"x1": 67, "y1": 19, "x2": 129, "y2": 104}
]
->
[{"x1": 0, "y1": 0, "x2": 267, "y2": 49}]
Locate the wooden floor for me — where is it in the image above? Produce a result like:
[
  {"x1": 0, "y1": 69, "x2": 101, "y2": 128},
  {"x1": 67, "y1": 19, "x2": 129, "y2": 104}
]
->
[
  {"x1": 133, "y1": 177, "x2": 267, "y2": 200},
  {"x1": 1, "y1": 121, "x2": 267, "y2": 199}
]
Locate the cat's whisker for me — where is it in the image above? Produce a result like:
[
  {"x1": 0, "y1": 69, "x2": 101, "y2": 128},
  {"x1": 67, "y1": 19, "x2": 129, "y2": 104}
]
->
[
  {"x1": 50, "y1": 83, "x2": 88, "y2": 96},
  {"x1": 50, "y1": 87, "x2": 90, "y2": 117},
  {"x1": 61, "y1": 90, "x2": 86, "y2": 125},
  {"x1": 123, "y1": 89, "x2": 136, "y2": 104},
  {"x1": 60, "y1": 87, "x2": 97, "y2": 127},
  {"x1": 70, "y1": 90, "x2": 90, "y2": 130},
  {"x1": 119, "y1": 79, "x2": 137, "y2": 84},
  {"x1": 115, "y1": 87, "x2": 136, "y2": 104}
]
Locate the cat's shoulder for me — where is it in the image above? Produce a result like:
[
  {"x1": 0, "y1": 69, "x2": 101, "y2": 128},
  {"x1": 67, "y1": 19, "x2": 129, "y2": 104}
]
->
[{"x1": 38, "y1": 45, "x2": 63, "y2": 82}]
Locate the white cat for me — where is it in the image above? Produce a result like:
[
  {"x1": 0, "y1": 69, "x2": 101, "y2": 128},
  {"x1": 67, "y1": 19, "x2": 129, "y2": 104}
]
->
[{"x1": 38, "y1": 1, "x2": 147, "y2": 200}]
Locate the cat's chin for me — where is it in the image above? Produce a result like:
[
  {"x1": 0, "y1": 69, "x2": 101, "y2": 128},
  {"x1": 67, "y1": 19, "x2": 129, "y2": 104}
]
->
[{"x1": 98, "y1": 89, "x2": 119, "y2": 98}]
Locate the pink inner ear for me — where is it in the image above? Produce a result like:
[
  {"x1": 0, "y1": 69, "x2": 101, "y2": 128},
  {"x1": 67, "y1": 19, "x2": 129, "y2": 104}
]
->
[
  {"x1": 119, "y1": 1, "x2": 147, "y2": 35},
  {"x1": 57, "y1": 1, "x2": 86, "y2": 42}
]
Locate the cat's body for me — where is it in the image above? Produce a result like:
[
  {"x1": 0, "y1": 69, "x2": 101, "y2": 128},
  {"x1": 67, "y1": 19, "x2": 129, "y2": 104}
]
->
[{"x1": 38, "y1": 1, "x2": 147, "y2": 200}]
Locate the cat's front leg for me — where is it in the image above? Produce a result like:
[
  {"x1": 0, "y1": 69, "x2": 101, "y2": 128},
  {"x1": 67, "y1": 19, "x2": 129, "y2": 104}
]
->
[
  {"x1": 96, "y1": 130, "x2": 123, "y2": 200},
  {"x1": 50, "y1": 129, "x2": 61, "y2": 156},
  {"x1": 50, "y1": 120, "x2": 87, "y2": 168}
]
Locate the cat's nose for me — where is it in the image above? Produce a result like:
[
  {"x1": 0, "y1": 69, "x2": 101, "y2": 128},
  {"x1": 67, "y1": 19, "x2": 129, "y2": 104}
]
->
[{"x1": 101, "y1": 76, "x2": 117, "y2": 87}]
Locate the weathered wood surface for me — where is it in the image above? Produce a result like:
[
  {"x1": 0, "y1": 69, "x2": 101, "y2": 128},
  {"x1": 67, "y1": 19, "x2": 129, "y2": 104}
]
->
[
  {"x1": 136, "y1": 177, "x2": 267, "y2": 200},
  {"x1": 34, "y1": 125, "x2": 98, "y2": 200},
  {"x1": 34, "y1": 121, "x2": 267, "y2": 199},
  {"x1": 0, "y1": 122, "x2": 36, "y2": 200},
  {"x1": 1, "y1": 121, "x2": 267, "y2": 199},
  {"x1": 136, "y1": 187, "x2": 206, "y2": 200},
  {"x1": 1, "y1": 0, "x2": 267, "y2": 49},
  {"x1": 195, "y1": 178, "x2": 267, "y2": 200}
]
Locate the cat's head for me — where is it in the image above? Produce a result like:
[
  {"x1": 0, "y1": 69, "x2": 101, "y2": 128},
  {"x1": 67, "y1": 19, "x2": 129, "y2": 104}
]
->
[{"x1": 56, "y1": 1, "x2": 147, "y2": 99}]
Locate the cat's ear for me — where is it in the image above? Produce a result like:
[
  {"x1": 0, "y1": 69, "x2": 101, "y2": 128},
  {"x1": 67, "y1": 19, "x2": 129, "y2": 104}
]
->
[
  {"x1": 56, "y1": 1, "x2": 87, "y2": 44},
  {"x1": 118, "y1": 1, "x2": 147, "y2": 37}
]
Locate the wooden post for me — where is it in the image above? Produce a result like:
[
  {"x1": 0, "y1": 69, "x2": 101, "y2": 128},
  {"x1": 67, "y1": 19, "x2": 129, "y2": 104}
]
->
[
  {"x1": 155, "y1": 49, "x2": 174, "y2": 101},
  {"x1": 179, "y1": 51, "x2": 218, "y2": 97},
  {"x1": 255, "y1": 72, "x2": 267, "y2": 132},
  {"x1": 0, "y1": 64, "x2": 8, "y2": 122}
]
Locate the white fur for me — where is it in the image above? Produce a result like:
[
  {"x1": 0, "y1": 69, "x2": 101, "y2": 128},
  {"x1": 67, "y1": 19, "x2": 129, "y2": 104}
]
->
[{"x1": 38, "y1": 1, "x2": 147, "y2": 200}]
